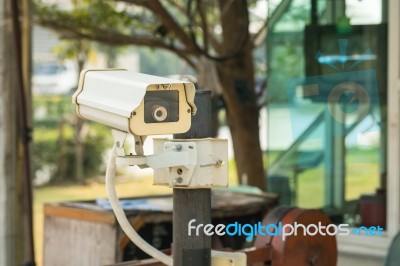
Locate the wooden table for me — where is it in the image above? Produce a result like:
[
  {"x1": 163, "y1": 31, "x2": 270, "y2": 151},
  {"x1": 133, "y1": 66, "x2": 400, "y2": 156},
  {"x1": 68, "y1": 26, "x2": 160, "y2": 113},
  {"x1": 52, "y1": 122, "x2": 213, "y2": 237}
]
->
[{"x1": 44, "y1": 190, "x2": 277, "y2": 266}]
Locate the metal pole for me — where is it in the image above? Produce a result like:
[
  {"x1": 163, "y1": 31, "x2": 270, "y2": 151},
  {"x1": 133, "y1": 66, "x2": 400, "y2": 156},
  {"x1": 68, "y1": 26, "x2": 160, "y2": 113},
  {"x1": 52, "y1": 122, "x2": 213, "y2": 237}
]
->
[
  {"x1": 173, "y1": 90, "x2": 212, "y2": 266},
  {"x1": 311, "y1": 0, "x2": 318, "y2": 26}
]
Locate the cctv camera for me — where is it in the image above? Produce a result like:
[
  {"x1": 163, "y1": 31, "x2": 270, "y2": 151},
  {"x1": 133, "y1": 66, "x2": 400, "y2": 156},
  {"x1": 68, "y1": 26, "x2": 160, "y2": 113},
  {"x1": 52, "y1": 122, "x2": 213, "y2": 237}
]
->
[{"x1": 72, "y1": 69, "x2": 197, "y2": 136}]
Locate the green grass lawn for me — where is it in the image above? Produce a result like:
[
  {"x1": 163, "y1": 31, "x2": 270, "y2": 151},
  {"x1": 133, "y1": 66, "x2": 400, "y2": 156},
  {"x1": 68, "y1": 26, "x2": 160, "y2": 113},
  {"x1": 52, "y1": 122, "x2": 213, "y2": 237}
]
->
[
  {"x1": 295, "y1": 162, "x2": 379, "y2": 208},
  {"x1": 268, "y1": 148, "x2": 380, "y2": 208}
]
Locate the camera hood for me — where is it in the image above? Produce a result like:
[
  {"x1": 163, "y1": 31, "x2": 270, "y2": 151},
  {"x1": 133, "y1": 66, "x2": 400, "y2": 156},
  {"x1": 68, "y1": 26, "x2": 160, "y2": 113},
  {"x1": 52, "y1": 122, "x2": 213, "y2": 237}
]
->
[{"x1": 72, "y1": 69, "x2": 197, "y2": 135}]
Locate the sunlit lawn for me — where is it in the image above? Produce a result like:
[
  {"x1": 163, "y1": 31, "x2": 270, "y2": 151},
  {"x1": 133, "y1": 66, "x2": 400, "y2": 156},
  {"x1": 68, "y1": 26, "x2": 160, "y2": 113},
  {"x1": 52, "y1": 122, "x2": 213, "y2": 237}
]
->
[
  {"x1": 296, "y1": 162, "x2": 379, "y2": 208},
  {"x1": 269, "y1": 148, "x2": 380, "y2": 208}
]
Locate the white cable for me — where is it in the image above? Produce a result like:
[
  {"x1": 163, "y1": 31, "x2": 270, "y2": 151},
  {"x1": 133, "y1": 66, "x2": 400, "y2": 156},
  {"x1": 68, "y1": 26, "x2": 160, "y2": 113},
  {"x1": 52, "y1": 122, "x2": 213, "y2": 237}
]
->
[{"x1": 105, "y1": 143, "x2": 173, "y2": 266}]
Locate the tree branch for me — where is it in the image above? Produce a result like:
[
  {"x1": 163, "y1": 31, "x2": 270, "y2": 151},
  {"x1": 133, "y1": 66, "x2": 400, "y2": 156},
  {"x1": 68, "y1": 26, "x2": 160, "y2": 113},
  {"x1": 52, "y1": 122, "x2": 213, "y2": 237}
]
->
[
  {"x1": 251, "y1": 0, "x2": 293, "y2": 47},
  {"x1": 191, "y1": 0, "x2": 224, "y2": 56},
  {"x1": 145, "y1": 0, "x2": 199, "y2": 55},
  {"x1": 195, "y1": 0, "x2": 209, "y2": 50},
  {"x1": 112, "y1": 0, "x2": 149, "y2": 6},
  {"x1": 165, "y1": 0, "x2": 186, "y2": 14},
  {"x1": 251, "y1": 20, "x2": 268, "y2": 47},
  {"x1": 112, "y1": 0, "x2": 200, "y2": 56},
  {"x1": 173, "y1": 51, "x2": 198, "y2": 71},
  {"x1": 35, "y1": 19, "x2": 197, "y2": 69}
]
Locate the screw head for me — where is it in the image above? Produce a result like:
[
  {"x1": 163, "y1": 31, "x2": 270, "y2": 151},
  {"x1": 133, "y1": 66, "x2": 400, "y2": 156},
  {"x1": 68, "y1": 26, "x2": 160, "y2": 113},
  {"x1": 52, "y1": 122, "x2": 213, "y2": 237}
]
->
[
  {"x1": 175, "y1": 144, "x2": 183, "y2": 151},
  {"x1": 175, "y1": 177, "x2": 183, "y2": 184}
]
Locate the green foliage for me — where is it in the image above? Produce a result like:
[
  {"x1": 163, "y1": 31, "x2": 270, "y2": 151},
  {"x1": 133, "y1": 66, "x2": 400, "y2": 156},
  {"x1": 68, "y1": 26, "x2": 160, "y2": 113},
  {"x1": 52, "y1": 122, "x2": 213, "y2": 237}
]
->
[
  {"x1": 65, "y1": 130, "x2": 109, "y2": 178},
  {"x1": 267, "y1": 33, "x2": 304, "y2": 102},
  {"x1": 33, "y1": 96, "x2": 111, "y2": 183},
  {"x1": 32, "y1": 135, "x2": 58, "y2": 173},
  {"x1": 96, "y1": 44, "x2": 128, "y2": 67},
  {"x1": 34, "y1": 95, "x2": 74, "y2": 123},
  {"x1": 32, "y1": 127, "x2": 109, "y2": 182},
  {"x1": 139, "y1": 47, "x2": 186, "y2": 76},
  {"x1": 33, "y1": 0, "x2": 157, "y2": 38},
  {"x1": 53, "y1": 40, "x2": 92, "y2": 62}
]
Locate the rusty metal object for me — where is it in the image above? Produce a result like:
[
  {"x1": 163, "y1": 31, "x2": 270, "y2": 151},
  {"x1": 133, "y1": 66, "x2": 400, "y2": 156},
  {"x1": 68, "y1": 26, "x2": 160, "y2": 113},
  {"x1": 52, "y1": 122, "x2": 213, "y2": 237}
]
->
[
  {"x1": 110, "y1": 207, "x2": 337, "y2": 266},
  {"x1": 253, "y1": 207, "x2": 337, "y2": 266},
  {"x1": 242, "y1": 246, "x2": 271, "y2": 265}
]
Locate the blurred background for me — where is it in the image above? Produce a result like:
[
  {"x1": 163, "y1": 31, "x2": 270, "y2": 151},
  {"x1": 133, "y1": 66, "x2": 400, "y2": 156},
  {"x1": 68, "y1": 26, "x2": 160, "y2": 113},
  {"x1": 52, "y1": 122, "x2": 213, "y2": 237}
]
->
[{"x1": 2, "y1": 0, "x2": 399, "y2": 266}]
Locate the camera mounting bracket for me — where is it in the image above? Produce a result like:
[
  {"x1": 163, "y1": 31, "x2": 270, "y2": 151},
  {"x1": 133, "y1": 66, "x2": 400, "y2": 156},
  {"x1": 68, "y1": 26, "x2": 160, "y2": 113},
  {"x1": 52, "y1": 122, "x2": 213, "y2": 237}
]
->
[
  {"x1": 111, "y1": 129, "x2": 147, "y2": 156},
  {"x1": 111, "y1": 129, "x2": 127, "y2": 157},
  {"x1": 110, "y1": 130, "x2": 228, "y2": 188},
  {"x1": 153, "y1": 138, "x2": 228, "y2": 188}
]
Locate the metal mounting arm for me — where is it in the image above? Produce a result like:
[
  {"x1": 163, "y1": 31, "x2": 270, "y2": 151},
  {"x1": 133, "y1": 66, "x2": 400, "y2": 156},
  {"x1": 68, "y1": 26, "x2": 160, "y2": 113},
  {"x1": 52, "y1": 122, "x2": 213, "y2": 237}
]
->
[
  {"x1": 116, "y1": 150, "x2": 192, "y2": 170},
  {"x1": 111, "y1": 129, "x2": 193, "y2": 174},
  {"x1": 111, "y1": 130, "x2": 228, "y2": 189}
]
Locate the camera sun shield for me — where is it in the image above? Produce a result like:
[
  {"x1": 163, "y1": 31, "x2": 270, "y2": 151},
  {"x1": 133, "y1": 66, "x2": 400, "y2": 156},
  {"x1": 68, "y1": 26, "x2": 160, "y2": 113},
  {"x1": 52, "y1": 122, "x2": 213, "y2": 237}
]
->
[{"x1": 72, "y1": 69, "x2": 196, "y2": 136}]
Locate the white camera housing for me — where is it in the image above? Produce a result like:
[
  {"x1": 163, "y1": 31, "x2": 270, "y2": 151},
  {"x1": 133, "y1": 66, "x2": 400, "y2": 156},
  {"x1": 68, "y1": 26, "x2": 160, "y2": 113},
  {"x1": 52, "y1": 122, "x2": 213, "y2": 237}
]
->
[{"x1": 72, "y1": 69, "x2": 197, "y2": 136}]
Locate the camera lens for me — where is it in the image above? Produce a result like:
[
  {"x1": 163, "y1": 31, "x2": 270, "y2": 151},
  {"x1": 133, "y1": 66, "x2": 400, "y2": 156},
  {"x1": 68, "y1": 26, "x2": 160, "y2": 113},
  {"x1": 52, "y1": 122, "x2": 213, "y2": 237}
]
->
[
  {"x1": 144, "y1": 90, "x2": 179, "y2": 123},
  {"x1": 152, "y1": 105, "x2": 168, "y2": 122}
]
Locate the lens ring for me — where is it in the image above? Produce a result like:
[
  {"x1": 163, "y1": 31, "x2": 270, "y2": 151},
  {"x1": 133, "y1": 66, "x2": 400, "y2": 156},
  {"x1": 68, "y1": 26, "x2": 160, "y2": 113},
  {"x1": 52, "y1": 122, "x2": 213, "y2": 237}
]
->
[{"x1": 152, "y1": 105, "x2": 168, "y2": 122}]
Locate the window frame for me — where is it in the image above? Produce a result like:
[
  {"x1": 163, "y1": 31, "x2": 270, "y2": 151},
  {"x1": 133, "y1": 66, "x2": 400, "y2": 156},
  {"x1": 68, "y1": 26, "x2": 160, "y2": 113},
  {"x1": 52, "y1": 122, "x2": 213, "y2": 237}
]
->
[{"x1": 336, "y1": 0, "x2": 399, "y2": 258}]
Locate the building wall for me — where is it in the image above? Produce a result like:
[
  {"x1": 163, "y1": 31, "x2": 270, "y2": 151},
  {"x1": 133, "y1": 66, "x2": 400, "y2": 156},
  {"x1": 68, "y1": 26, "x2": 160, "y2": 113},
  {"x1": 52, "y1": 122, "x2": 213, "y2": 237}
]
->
[
  {"x1": 338, "y1": 253, "x2": 384, "y2": 266},
  {"x1": 32, "y1": 26, "x2": 59, "y2": 60}
]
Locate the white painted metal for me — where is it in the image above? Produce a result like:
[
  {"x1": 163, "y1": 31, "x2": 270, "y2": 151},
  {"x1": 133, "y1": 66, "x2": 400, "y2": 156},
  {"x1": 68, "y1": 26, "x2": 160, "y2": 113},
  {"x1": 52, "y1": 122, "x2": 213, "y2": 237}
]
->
[
  {"x1": 386, "y1": 0, "x2": 400, "y2": 238},
  {"x1": 337, "y1": 233, "x2": 390, "y2": 257},
  {"x1": 73, "y1": 70, "x2": 195, "y2": 117},
  {"x1": 72, "y1": 69, "x2": 197, "y2": 136},
  {"x1": 116, "y1": 151, "x2": 192, "y2": 170},
  {"x1": 80, "y1": 104, "x2": 130, "y2": 133},
  {"x1": 211, "y1": 251, "x2": 246, "y2": 266},
  {"x1": 112, "y1": 134, "x2": 228, "y2": 188},
  {"x1": 153, "y1": 138, "x2": 228, "y2": 188}
]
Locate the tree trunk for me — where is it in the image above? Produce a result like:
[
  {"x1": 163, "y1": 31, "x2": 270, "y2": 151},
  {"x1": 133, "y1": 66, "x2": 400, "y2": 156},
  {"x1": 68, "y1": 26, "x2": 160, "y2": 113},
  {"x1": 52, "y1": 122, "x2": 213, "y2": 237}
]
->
[
  {"x1": 75, "y1": 55, "x2": 85, "y2": 183},
  {"x1": 0, "y1": 0, "x2": 25, "y2": 264},
  {"x1": 20, "y1": 0, "x2": 35, "y2": 262},
  {"x1": 75, "y1": 117, "x2": 84, "y2": 182},
  {"x1": 225, "y1": 97, "x2": 265, "y2": 189},
  {"x1": 215, "y1": 0, "x2": 266, "y2": 190},
  {"x1": 217, "y1": 54, "x2": 266, "y2": 190}
]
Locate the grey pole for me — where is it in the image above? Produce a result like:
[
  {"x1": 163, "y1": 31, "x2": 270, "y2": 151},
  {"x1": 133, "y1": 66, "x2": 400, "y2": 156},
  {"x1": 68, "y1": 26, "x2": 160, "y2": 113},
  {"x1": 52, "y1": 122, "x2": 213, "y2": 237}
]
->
[{"x1": 173, "y1": 90, "x2": 212, "y2": 266}]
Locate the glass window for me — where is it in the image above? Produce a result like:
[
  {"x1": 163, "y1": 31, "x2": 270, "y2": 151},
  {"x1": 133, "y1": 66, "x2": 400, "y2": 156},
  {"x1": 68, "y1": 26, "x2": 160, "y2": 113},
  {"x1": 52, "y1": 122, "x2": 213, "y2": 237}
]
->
[{"x1": 266, "y1": 0, "x2": 387, "y2": 229}]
